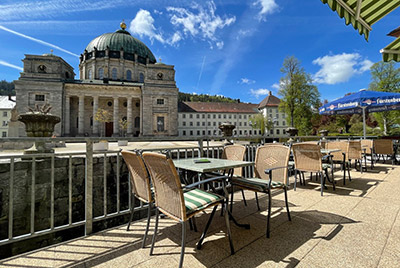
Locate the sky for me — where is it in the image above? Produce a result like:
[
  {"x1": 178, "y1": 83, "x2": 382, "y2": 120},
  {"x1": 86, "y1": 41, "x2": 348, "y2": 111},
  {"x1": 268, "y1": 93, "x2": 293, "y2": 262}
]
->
[{"x1": 1, "y1": 0, "x2": 400, "y2": 104}]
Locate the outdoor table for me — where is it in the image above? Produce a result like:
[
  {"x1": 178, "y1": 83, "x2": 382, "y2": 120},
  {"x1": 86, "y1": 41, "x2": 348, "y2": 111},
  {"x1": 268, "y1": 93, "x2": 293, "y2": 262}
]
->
[{"x1": 173, "y1": 158, "x2": 254, "y2": 231}]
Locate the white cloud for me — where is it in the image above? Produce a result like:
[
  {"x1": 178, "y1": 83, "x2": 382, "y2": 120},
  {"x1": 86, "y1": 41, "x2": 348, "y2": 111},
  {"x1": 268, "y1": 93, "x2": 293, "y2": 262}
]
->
[
  {"x1": 312, "y1": 53, "x2": 373, "y2": 85},
  {"x1": 271, "y1": 82, "x2": 280, "y2": 89},
  {"x1": 250, "y1": 88, "x2": 270, "y2": 98},
  {"x1": 253, "y1": 0, "x2": 279, "y2": 20},
  {"x1": 0, "y1": 60, "x2": 23, "y2": 71},
  {"x1": 167, "y1": 1, "x2": 235, "y2": 49},
  {"x1": 238, "y1": 78, "x2": 256, "y2": 84},
  {"x1": 129, "y1": 9, "x2": 165, "y2": 44},
  {"x1": 170, "y1": 31, "x2": 182, "y2": 44},
  {"x1": 0, "y1": 25, "x2": 79, "y2": 57}
]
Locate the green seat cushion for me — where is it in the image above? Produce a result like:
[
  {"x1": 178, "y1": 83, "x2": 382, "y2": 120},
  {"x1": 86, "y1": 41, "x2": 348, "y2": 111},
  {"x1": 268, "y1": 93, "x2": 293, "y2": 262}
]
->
[
  {"x1": 232, "y1": 177, "x2": 285, "y2": 192},
  {"x1": 322, "y1": 163, "x2": 332, "y2": 169},
  {"x1": 184, "y1": 188, "x2": 223, "y2": 215}
]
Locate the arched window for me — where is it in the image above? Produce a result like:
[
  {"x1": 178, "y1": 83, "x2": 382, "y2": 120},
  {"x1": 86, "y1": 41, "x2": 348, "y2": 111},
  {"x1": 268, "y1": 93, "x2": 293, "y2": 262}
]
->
[
  {"x1": 139, "y1": 73, "x2": 144, "y2": 83},
  {"x1": 88, "y1": 69, "x2": 93, "y2": 80},
  {"x1": 126, "y1": 70, "x2": 132, "y2": 81},
  {"x1": 112, "y1": 68, "x2": 117, "y2": 80},
  {"x1": 134, "y1": 117, "x2": 140, "y2": 128},
  {"x1": 98, "y1": 68, "x2": 104, "y2": 79}
]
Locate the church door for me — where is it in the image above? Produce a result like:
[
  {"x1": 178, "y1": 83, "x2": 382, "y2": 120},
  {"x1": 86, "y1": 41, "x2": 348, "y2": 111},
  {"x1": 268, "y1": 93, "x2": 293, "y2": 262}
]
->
[{"x1": 105, "y1": 122, "x2": 113, "y2": 137}]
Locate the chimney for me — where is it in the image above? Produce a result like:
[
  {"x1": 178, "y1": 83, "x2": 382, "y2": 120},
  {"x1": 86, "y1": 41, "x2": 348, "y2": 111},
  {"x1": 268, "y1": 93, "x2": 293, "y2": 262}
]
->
[{"x1": 269, "y1": 91, "x2": 272, "y2": 96}]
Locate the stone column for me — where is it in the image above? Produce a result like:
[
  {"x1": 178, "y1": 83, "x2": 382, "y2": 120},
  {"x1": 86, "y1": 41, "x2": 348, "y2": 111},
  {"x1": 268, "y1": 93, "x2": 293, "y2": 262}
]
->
[
  {"x1": 113, "y1": 97, "x2": 119, "y2": 136},
  {"x1": 92, "y1": 96, "x2": 99, "y2": 136},
  {"x1": 78, "y1": 95, "x2": 85, "y2": 136},
  {"x1": 65, "y1": 96, "x2": 70, "y2": 136},
  {"x1": 139, "y1": 97, "x2": 143, "y2": 136},
  {"x1": 127, "y1": 97, "x2": 133, "y2": 136}
]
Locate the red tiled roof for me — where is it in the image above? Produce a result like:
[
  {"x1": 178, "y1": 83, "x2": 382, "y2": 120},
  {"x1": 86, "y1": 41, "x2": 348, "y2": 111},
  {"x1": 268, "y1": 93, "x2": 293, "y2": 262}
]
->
[
  {"x1": 178, "y1": 102, "x2": 259, "y2": 113},
  {"x1": 258, "y1": 94, "x2": 280, "y2": 109}
]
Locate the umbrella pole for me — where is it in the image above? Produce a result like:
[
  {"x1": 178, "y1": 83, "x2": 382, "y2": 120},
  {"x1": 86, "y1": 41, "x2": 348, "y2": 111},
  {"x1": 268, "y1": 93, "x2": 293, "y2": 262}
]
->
[{"x1": 362, "y1": 107, "x2": 366, "y2": 139}]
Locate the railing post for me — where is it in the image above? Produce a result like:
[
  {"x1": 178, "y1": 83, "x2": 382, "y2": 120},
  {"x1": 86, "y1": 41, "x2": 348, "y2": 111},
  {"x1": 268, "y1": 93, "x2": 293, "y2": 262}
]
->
[{"x1": 85, "y1": 139, "x2": 93, "y2": 235}]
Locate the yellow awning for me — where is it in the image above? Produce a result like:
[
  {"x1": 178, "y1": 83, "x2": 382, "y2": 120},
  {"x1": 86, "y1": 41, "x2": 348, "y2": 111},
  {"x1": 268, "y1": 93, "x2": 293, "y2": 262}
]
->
[
  {"x1": 381, "y1": 37, "x2": 400, "y2": 62},
  {"x1": 321, "y1": 0, "x2": 400, "y2": 41}
]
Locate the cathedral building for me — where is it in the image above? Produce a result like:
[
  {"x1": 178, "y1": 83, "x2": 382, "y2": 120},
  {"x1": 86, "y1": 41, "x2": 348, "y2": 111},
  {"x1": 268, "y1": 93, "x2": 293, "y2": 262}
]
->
[{"x1": 13, "y1": 22, "x2": 179, "y2": 137}]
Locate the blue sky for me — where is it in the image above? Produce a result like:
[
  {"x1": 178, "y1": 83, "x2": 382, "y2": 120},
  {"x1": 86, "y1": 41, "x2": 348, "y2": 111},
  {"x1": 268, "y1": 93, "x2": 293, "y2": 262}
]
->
[{"x1": 1, "y1": 0, "x2": 400, "y2": 104}]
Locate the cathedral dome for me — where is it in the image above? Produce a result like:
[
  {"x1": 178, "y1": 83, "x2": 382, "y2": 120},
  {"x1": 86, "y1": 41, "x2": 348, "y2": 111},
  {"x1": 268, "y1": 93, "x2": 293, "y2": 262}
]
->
[{"x1": 84, "y1": 23, "x2": 156, "y2": 64}]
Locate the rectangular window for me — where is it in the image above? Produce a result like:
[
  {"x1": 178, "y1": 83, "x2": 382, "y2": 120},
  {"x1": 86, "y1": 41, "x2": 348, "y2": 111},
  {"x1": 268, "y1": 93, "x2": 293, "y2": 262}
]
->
[
  {"x1": 239, "y1": 122, "x2": 242, "y2": 126},
  {"x1": 157, "y1": 116, "x2": 165, "y2": 132},
  {"x1": 213, "y1": 122, "x2": 216, "y2": 126},
  {"x1": 196, "y1": 114, "x2": 200, "y2": 119},
  {"x1": 249, "y1": 130, "x2": 252, "y2": 135},
  {"x1": 190, "y1": 130, "x2": 193, "y2": 136},
  {"x1": 183, "y1": 122, "x2": 186, "y2": 126},
  {"x1": 208, "y1": 130, "x2": 211, "y2": 135},
  {"x1": 183, "y1": 130, "x2": 186, "y2": 136},
  {"x1": 3, "y1": 112, "x2": 7, "y2": 117},
  {"x1": 190, "y1": 122, "x2": 193, "y2": 126},
  {"x1": 208, "y1": 122, "x2": 211, "y2": 126},
  {"x1": 244, "y1": 122, "x2": 247, "y2": 126},
  {"x1": 270, "y1": 129, "x2": 273, "y2": 134},
  {"x1": 239, "y1": 130, "x2": 242, "y2": 135},
  {"x1": 283, "y1": 121, "x2": 286, "y2": 126},
  {"x1": 234, "y1": 115, "x2": 236, "y2": 119},
  {"x1": 202, "y1": 122, "x2": 205, "y2": 126},
  {"x1": 2, "y1": 121, "x2": 7, "y2": 126},
  {"x1": 2, "y1": 131, "x2": 6, "y2": 137},
  {"x1": 276, "y1": 121, "x2": 279, "y2": 126},
  {"x1": 202, "y1": 130, "x2": 205, "y2": 135},
  {"x1": 197, "y1": 130, "x2": 200, "y2": 135},
  {"x1": 218, "y1": 114, "x2": 221, "y2": 119},
  {"x1": 239, "y1": 115, "x2": 242, "y2": 119},
  {"x1": 156, "y1": 99, "x2": 164, "y2": 105},
  {"x1": 224, "y1": 115, "x2": 226, "y2": 119},
  {"x1": 35, "y1": 94, "x2": 45, "y2": 101},
  {"x1": 282, "y1": 113, "x2": 286, "y2": 118},
  {"x1": 189, "y1": 114, "x2": 193, "y2": 119},
  {"x1": 207, "y1": 114, "x2": 211, "y2": 119},
  {"x1": 202, "y1": 114, "x2": 205, "y2": 119},
  {"x1": 277, "y1": 129, "x2": 280, "y2": 134},
  {"x1": 229, "y1": 115, "x2": 232, "y2": 119},
  {"x1": 276, "y1": 114, "x2": 279, "y2": 119},
  {"x1": 197, "y1": 122, "x2": 200, "y2": 126},
  {"x1": 213, "y1": 114, "x2": 216, "y2": 119},
  {"x1": 183, "y1": 114, "x2": 186, "y2": 119}
]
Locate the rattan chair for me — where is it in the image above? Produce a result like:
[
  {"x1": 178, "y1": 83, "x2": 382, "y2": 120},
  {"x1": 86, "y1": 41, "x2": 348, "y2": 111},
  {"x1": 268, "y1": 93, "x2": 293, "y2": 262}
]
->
[
  {"x1": 142, "y1": 152, "x2": 233, "y2": 268},
  {"x1": 361, "y1": 139, "x2": 375, "y2": 169},
  {"x1": 121, "y1": 150, "x2": 153, "y2": 248},
  {"x1": 348, "y1": 140, "x2": 366, "y2": 172},
  {"x1": 292, "y1": 143, "x2": 333, "y2": 196},
  {"x1": 326, "y1": 141, "x2": 351, "y2": 184},
  {"x1": 230, "y1": 144, "x2": 291, "y2": 238},
  {"x1": 374, "y1": 139, "x2": 394, "y2": 164}
]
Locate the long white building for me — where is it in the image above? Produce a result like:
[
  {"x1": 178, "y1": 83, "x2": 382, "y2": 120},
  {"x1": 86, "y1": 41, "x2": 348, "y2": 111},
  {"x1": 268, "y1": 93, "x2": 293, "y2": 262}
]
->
[{"x1": 0, "y1": 96, "x2": 16, "y2": 137}]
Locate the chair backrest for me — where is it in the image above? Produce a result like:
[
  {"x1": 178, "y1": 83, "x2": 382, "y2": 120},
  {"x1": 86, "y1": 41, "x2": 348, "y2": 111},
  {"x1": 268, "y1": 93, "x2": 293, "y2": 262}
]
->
[
  {"x1": 361, "y1": 139, "x2": 374, "y2": 154},
  {"x1": 223, "y1": 144, "x2": 246, "y2": 177},
  {"x1": 348, "y1": 140, "x2": 362, "y2": 160},
  {"x1": 326, "y1": 141, "x2": 349, "y2": 161},
  {"x1": 121, "y1": 151, "x2": 152, "y2": 203},
  {"x1": 292, "y1": 143, "x2": 323, "y2": 172},
  {"x1": 254, "y1": 144, "x2": 290, "y2": 185},
  {"x1": 374, "y1": 139, "x2": 393, "y2": 155},
  {"x1": 142, "y1": 152, "x2": 186, "y2": 222}
]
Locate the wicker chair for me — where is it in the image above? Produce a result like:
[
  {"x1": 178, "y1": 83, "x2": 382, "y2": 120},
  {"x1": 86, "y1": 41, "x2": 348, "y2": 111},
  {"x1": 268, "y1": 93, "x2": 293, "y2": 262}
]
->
[
  {"x1": 230, "y1": 144, "x2": 291, "y2": 238},
  {"x1": 348, "y1": 140, "x2": 366, "y2": 172},
  {"x1": 326, "y1": 141, "x2": 351, "y2": 184},
  {"x1": 142, "y1": 152, "x2": 233, "y2": 268},
  {"x1": 361, "y1": 139, "x2": 375, "y2": 169},
  {"x1": 374, "y1": 139, "x2": 394, "y2": 164},
  {"x1": 292, "y1": 143, "x2": 333, "y2": 196},
  {"x1": 121, "y1": 150, "x2": 153, "y2": 248}
]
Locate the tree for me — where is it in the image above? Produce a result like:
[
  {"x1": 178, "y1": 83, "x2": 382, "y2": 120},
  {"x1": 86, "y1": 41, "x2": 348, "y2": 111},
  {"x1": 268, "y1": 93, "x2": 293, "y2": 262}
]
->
[
  {"x1": 278, "y1": 56, "x2": 320, "y2": 135},
  {"x1": 94, "y1": 108, "x2": 112, "y2": 136},
  {"x1": 368, "y1": 61, "x2": 400, "y2": 135},
  {"x1": 0, "y1": 80, "x2": 15, "y2": 95},
  {"x1": 249, "y1": 113, "x2": 267, "y2": 135}
]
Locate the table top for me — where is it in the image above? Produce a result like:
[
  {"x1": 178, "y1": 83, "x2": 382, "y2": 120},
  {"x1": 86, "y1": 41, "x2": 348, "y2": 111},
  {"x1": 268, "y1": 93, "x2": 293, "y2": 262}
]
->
[
  {"x1": 321, "y1": 149, "x2": 341, "y2": 154},
  {"x1": 173, "y1": 158, "x2": 254, "y2": 173}
]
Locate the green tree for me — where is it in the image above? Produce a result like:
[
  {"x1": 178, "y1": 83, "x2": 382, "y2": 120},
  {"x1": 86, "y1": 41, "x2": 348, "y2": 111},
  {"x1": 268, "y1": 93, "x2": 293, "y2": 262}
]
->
[
  {"x1": 0, "y1": 80, "x2": 15, "y2": 95},
  {"x1": 368, "y1": 61, "x2": 400, "y2": 135},
  {"x1": 278, "y1": 56, "x2": 320, "y2": 135},
  {"x1": 249, "y1": 113, "x2": 275, "y2": 136},
  {"x1": 94, "y1": 108, "x2": 112, "y2": 136}
]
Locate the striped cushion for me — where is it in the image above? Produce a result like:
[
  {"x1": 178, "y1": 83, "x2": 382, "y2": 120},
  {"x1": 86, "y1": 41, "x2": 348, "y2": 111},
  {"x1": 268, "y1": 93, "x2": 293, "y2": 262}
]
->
[
  {"x1": 232, "y1": 177, "x2": 284, "y2": 192},
  {"x1": 184, "y1": 188, "x2": 223, "y2": 215}
]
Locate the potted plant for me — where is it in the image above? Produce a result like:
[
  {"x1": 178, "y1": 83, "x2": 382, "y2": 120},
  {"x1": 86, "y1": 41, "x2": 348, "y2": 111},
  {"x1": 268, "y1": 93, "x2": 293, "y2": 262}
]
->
[
  {"x1": 93, "y1": 108, "x2": 112, "y2": 151},
  {"x1": 118, "y1": 118, "x2": 128, "y2": 146},
  {"x1": 18, "y1": 103, "x2": 61, "y2": 154}
]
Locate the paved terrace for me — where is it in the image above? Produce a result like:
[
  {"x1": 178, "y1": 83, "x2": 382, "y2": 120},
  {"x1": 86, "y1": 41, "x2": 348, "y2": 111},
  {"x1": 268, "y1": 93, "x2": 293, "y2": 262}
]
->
[{"x1": 1, "y1": 162, "x2": 400, "y2": 267}]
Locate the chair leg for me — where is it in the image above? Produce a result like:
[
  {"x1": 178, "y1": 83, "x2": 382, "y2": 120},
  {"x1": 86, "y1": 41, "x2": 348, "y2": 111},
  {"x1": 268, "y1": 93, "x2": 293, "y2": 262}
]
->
[
  {"x1": 150, "y1": 208, "x2": 160, "y2": 256},
  {"x1": 266, "y1": 190, "x2": 272, "y2": 238},
  {"x1": 284, "y1": 187, "x2": 291, "y2": 221},
  {"x1": 126, "y1": 196, "x2": 136, "y2": 231},
  {"x1": 242, "y1": 190, "x2": 247, "y2": 206},
  {"x1": 178, "y1": 221, "x2": 186, "y2": 268},
  {"x1": 294, "y1": 170, "x2": 297, "y2": 191},
  {"x1": 255, "y1": 192, "x2": 260, "y2": 211},
  {"x1": 230, "y1": 184, "x2": 234, "y2": 213},
  {"x1": 320, "y1": 172, "x2": 324, "y2": 196},
  {"x1": 223, "y1": 201, "x2": 235, "y2": 255},
  {"x1": 197, "y1": 205, "x2": 218, "y2": 249},
  {"x1": 142, "y1": 202, "x2": 152, "y2": 248},
  {"x1": 347, "y1": 162, "x2": 351, "y2": 181},
  {"x1": 326, "y1": 168, "x2": 335, "y2": 191}
]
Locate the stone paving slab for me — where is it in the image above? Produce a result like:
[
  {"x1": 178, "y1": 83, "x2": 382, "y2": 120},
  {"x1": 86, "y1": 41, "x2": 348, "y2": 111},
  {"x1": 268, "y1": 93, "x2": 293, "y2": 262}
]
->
[{"x1": 1, "y1": 163, "x2": 400, "y2": 268}]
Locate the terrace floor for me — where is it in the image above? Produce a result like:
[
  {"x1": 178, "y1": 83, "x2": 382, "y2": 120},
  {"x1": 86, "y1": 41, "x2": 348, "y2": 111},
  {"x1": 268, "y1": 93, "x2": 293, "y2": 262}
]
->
[{"x1": 1, "y1": 162, "x2": 400, "y2": 267}]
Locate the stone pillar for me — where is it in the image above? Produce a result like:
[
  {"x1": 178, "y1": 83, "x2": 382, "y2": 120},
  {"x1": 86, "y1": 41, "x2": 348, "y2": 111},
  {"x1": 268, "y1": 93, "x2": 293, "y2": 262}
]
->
[
  {"x1": 65, "y1": 96, "x2": 70, "y2": 136},
  {"x1": 92, "y1": 96, "x2": 99, "y2": 136},
  {"x1": 139, "y1": 97, "x2": 143, "y2": 136},
  {"x1": 113, "y1": 97, "x2": 119, "y2": 136},
  {"x1": 127, "y1": 97, "x2": 133, "y2": 136},
  {"x1": 78, "y1": 95, "x2": 85, "y2": 136}
]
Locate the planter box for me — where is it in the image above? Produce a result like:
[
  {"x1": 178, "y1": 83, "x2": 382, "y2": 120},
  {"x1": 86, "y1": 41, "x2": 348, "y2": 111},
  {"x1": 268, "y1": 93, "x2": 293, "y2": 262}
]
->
[
  {"x1": 93, "y1": 141, "x2": 109, "y2": 151},
  {"x1": 118, "y1": 140, "x2": 128, "y2": 146}
]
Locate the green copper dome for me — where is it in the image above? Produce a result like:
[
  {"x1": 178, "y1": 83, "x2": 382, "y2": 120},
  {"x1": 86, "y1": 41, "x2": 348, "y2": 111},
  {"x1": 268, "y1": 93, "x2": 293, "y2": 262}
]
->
[{"x1": 85, "y1": 29, "x2": 156, "y2": 63}]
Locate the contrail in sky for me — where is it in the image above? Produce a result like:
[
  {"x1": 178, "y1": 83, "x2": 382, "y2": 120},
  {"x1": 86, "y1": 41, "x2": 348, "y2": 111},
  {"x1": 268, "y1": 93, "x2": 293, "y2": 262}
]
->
[
  {"x1": 0, "y1": 25, "x2": 79, "y2": 57},
  {"x1": 0, "y1": 60, "x2": 23, "y2": 71},
  {"x1": 196, "y1": 56, "x2": 206, "y2": 90}
]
